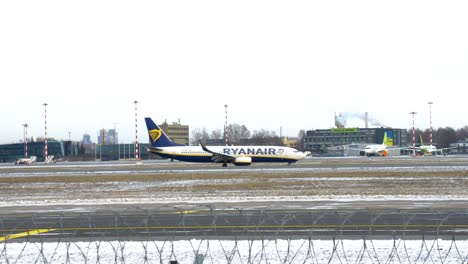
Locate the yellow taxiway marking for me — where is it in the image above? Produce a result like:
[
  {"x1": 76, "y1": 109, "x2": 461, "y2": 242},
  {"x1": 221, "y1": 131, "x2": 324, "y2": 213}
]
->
[
  {"x1": 2, "y1": 224, "x2": 468, "y2": 235},
  {"x1": 0, "y1": 229, "x2": 56, "y2": 242},
  {"x1": 173, "y1": 210, "x2": 200, "y2": 214}
]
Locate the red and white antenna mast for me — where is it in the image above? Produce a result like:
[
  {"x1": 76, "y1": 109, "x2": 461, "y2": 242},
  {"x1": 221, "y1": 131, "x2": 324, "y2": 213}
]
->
[
  {"x1": 23, "y1": 124, "x2": 28, "y2": 158},
  {"x1": 224, "y1": 104, "x2": 229, "y2": 146},
  {"x1": 133, "y1": 100, "x2": 139, "y2": 160},
  {"x1": 428, "y1": 102, "x2": 433, "y2": 146},
  {"x1": 409, "y1": 111, "x2": 417, "y2": 150},
  {"x1": 43, "y1": 103, "x2": 48, "y2": 159}
]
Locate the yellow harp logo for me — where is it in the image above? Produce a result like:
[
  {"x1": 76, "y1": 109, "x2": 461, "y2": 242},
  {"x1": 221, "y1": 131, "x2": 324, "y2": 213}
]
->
[{"x1": 149, "y1": 129, "x2": 162, "y2": 143}]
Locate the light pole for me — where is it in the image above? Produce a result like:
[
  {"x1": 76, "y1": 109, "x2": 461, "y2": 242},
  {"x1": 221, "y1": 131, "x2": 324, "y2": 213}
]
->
[
  {"x1": 23, "y1": 124, "x2": 28, "y2": 158},
  {"x1": 428, "y1": 102, "x2": 433, "y2": 146},
  {"x1": 43, "y1": 103, "x2": 48, "y2": 160},
  {"x1": 409, "y1": 111, "x2": 417, "y2": 150},
  {"x1": 133, "y1": 100, "x2": 139, "y2": 160},
  {"x1": 96, "y1": 130, "x2": 98, "y2": 160},
  {"x1": 224, "y1": 104, "x2": 228, "y2": 146}
]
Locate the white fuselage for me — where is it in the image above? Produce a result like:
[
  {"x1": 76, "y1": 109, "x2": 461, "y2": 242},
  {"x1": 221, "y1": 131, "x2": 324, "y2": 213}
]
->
[
  {"x1": 364, "y1": 144, "x2": 387, "y2": 155},
  {"x1": 418, "y1": 145, "x2": 438, "y2": 155},
  {"x1": 421, "y1": 145, "x2": 437, "y2": 153},
  {"x1": 152, "y1": 145, "x2": 308, "y2": 163}
]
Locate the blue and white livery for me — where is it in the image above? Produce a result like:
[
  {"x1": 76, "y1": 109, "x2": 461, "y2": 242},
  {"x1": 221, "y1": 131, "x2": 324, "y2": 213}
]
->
[{"x1": 145, "y1": 117, "x2": 310, "y2": 166}]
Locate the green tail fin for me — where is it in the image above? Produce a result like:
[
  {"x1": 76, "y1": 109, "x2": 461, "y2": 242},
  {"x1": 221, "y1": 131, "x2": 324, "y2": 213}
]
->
[{"x1": 382, "y1": 132, "x2": 388, "y2": 146}]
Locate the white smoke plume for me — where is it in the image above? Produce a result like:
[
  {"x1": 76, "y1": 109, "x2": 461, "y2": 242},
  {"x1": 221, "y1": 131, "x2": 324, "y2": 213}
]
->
[{"x1": 337, "y1": 112, "x2": 386, "y2": 128}]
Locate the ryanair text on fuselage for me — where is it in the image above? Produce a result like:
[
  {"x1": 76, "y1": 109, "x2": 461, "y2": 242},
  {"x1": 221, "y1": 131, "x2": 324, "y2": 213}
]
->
[{"x1": 223, "y1": 147, "x2": 282, "y2": 156}]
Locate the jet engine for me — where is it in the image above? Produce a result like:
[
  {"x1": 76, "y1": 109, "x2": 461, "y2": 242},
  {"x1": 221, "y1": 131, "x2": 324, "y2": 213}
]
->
[
  {"x1": 381, "y1": 150, "x2": 388, "y2": 156},
  {"x1": 233, "y1": 156, "x2": 252, "y2": 166}
]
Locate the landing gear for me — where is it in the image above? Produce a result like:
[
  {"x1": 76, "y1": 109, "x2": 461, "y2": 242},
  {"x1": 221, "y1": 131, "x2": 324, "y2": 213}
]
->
[{"x1": 222, "y1": 163, "x2": 227, "y2": 167}]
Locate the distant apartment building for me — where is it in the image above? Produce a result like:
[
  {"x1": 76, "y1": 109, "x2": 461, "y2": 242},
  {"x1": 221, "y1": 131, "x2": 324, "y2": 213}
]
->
[
  {"x1": 98, "y1": 129, "x2": 118, "y2": 145},
  {"x1": 159, "y1": 120, "x2": 189, "y2": 145},
  {"x1": 82, "y1": 134, "x2": 92, "y2": 145},
  {"x1": 107, "y1": 129, "x2": 118, "y2": 144}
]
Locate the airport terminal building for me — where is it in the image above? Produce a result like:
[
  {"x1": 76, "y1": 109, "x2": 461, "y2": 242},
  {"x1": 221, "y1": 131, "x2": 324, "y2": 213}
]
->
[
  {"x1": 0, "y1": 141, "x2": 158, "y2": 163},
  {"x1": 304, "y1": 127, "x2": 408, "y2": 156},
  {"x1": 0, "y1": 119, "x2": 188, "y2": 163},
  {"x1": 0, "y1": 141, "x2": 81, "y2": 163}
]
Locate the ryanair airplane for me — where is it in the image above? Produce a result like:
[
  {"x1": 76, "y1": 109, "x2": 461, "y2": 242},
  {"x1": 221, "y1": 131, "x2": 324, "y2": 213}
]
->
[{"x1": 145, "y1": 117, "x2": 311, "y2": 166}]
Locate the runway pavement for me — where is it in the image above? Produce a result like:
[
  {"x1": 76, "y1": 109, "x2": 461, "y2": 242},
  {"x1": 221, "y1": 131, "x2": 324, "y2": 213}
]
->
[
  {"x1": 2, "y1": 207, "x2": 468, "y2": 242},
  {"x1": 3, "y1": 154, "x2": 468, "y2": 174}
]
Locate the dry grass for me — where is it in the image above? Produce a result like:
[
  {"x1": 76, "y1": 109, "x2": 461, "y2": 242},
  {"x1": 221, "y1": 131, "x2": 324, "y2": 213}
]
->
[
  {"x1": 2, "y1": 169, "x2": 468, "y2": 183},
  {"x1": 1, "y1": 169, "x2": 468, "y2": 202}
]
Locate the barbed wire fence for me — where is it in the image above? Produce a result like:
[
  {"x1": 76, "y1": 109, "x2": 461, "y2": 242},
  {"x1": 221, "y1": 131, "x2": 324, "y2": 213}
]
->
[{"x1": 1, "y1": 208, "x2": 468, "y2": 263}]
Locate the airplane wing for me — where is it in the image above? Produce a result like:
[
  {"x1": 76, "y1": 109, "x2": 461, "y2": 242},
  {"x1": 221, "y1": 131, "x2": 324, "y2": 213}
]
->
[
  {"x1": 402, "y1": 146, "x2": 421, "y2": 151},
  {"x1": 436, "y1": 146, "x2": 458, "y2": 154},
  {"x1": 346, "y1": 147, "x2": 365, "y2": 151},
  {"x1": 199, "y1": 141, "x2": 236, "y2": 163},
  {"x1": 333, "y1": 144, "x2": 364, "y2": 152}
]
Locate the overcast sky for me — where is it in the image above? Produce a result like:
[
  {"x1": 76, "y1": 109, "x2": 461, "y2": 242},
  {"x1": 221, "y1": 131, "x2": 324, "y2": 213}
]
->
[{"x1": 1, "y1": 1, "x2": 467, "y2": 144}]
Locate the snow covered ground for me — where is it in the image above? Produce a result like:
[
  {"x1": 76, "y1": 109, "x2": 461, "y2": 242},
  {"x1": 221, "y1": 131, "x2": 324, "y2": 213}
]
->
[
  {"x1": 2, "y1": 166, "x2": 468, "y2": 207},
  {"x1": 2, "y1": 238, "x2": 468, "y2": 263}
]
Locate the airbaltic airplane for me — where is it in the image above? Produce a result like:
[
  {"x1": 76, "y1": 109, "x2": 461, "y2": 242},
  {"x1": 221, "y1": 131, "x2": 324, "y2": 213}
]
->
[
  {"x1": 363, "y1": 132, "x2": 390, "y2": 156},
  {"x1": 145, "y1": 117, "x2": 311, "y2": 166},
  {"x1": 411, "y1": 135, "x2": 454, "y2": 156},
  {"x1": 349, "y1": 132, "x2": 392, "y2": 156}
]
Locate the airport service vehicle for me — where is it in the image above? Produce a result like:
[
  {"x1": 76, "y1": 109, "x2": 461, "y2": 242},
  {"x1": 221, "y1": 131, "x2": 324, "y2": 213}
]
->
[{"x1": 15, "y1": 156, "x2": 37, "y2": 165}]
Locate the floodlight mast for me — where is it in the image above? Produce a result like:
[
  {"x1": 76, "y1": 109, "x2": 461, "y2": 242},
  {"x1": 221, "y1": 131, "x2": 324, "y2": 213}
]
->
[
  {"x1": 410, "y1": 111, "x2": 417, "y2": 150},
  {"x1": 428, "y1": 102, "x2": 433, "y2": 146},
  {"x1": 133, "y1": 100, "x2": 139, "y2": 160},
  {"x1": 43, "y1": 103, "x2": 48, "y2": 160}
]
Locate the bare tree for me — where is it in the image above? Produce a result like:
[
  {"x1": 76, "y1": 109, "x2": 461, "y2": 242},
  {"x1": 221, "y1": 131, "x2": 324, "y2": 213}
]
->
[
  {"x1": 407, "y1": 128, "x2": 424, "y2": 145},
  {"x1": 406, "y1": 127, "x2": 468, "y2": 148},
  {"x1": 210, "y1": 129, "x2": 223, "y2": 140},
  {"x1": 190, "y1": 128, "x2": 209, "y2": 145},
  {"x1": 249, "y1": 130, "x2": 283, "y2": 145},
  {"x1": 456, "y1": 126, "x2": 468, "y2": 141},
  {"x1": 227, "y1": 124, "x2": 250, "y2": 144},
  {"x1": 435, "y1": 127, "x2": 457, "y2": 148}
]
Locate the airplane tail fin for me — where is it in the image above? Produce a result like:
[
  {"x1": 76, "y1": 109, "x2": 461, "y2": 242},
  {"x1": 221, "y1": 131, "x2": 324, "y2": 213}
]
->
[
  {"x1": 382, "y1": 132, "x2": 388, "y2": 146},
  {"x1": 420, "y1": 135, "x2": 425, "y2": 146},
  {"x1": 145, "y1": 117, "x2": 183, "y2": 148}
]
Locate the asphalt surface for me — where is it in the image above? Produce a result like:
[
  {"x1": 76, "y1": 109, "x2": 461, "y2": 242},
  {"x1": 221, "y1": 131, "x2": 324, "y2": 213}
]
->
[
  {"x1": 2, "y1": 208, "x2": 468, "y2": 241},
  {"x1": 3, "y1": 154, "x2": 468, "y2": 173}
]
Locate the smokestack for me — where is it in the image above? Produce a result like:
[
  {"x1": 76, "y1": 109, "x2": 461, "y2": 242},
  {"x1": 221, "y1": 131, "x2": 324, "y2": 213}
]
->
[{"x1": 365, "y1": 112, "x2": 368, "y2": 128}]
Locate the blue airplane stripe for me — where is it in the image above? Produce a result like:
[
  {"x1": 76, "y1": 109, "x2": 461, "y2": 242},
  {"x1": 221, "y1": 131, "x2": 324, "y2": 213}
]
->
[{"x1": 154, "y1": 151, "x2": 298, "y2": 163}]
